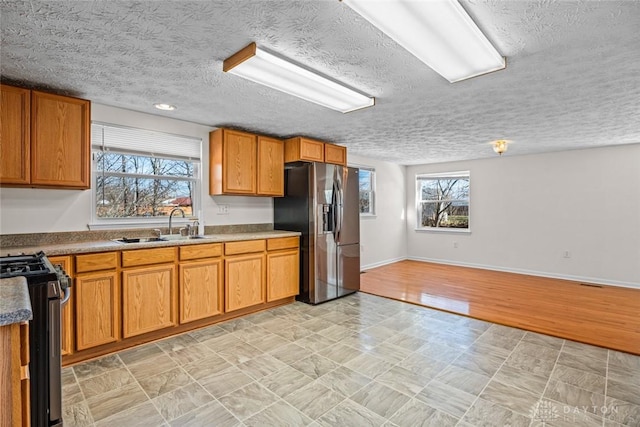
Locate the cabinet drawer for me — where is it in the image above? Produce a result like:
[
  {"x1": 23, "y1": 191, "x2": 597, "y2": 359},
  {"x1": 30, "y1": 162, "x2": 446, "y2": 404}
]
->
[
  {"x1": 76, "y1": 252, "x2": 118, "y2": 273},
  {"x1": 267, "y1": 237, "x2": 299, "y2": 251},
  {"x1": 224, "y1": 240, "x2": 266, "y2": 256},
  {"x1": 122, "y1": 247, "x2": 176, "y2": 267},
  {"x1": 180, "y1": 243, "x2": 223, "y2": 261}
]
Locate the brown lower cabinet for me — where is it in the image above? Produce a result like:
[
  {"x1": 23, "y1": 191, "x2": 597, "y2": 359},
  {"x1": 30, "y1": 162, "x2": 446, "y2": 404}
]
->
[
  {"x1": 0, "y1": 321, "x2": 29, "y2": 427},
  {"x1": 75, "y1": 270, "x2": 120, "y2": 351},
  {"x1": 64, "y1": 237, "x2": 299, "y2": 364},
  {"x1": 267, "y1": 237, "x2": 301, "y2": 301},
  {"x1": 225, "y1": 253, "x2": 266, "y2": 312},
  {"x1": 224, "y1": 240, "x2": 266, "y2": 312},
  {"x1": 121, "y1": 247, "x2": 177, "y2": 338},
  {"x1": 179, "y1": 259, "x2": 223, "y2": 323},
  {"x1": 122, "y1": 264, "x2": 177, "y2": 338},
  {"x1": 179, "y1": 243, "x2": 224, "y2": 324},
  {"x1": 74, "y1": 252, "x2": 120, "y2": 352}
]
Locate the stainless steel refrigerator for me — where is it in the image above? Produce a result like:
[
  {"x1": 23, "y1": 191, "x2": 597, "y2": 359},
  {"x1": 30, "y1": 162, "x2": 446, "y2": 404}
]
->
[{"x1": 274, "y1": 162, "x2": 360, "y2": 304}]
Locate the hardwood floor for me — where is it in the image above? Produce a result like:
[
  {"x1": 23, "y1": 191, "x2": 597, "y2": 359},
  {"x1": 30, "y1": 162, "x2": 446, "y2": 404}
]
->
[{"x1": 360, "y1": 260, "x2": 640, "y2": 355}]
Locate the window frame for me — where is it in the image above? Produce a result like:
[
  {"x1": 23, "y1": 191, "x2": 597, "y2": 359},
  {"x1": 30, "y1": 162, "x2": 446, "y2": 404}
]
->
[
  {"x1": 415, "y1": 171, "x2": 470, "y2": 232},
  {"x1": 89, "y1": 123, "x2": 202, "y2": 229},
  {"x1": 357, "y1": 166, "x2": 376, "y2": 217}
]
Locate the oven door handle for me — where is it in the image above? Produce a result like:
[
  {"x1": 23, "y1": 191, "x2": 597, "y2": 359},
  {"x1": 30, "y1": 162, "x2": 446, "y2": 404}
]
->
[{"x1": 61, "y1": 286, "x2": 71, "y2": 306}]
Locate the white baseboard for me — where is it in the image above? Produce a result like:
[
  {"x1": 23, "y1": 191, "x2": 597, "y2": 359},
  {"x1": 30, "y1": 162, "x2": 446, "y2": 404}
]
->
[
  {"x1": 361, "y1": 256, "x2": 408, "y2": 272},
  {"x1": 407, "y1": 256, "x2": 640, "y2": 290}
]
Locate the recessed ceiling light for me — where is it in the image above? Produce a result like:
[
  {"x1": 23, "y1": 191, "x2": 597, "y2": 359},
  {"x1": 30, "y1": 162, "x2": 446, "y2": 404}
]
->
[{"x1": 154, "y1": 103, "x2": 177, "y2": 111}]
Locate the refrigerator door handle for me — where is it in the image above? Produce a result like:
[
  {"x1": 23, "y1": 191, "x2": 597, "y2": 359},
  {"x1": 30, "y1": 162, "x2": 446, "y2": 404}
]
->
[
  {"x1": 336, "y1": 185, "x2": 344, "y2": 241},
  {"x1": 334, "y1": 179, "x2": 343, "y2": 242}
]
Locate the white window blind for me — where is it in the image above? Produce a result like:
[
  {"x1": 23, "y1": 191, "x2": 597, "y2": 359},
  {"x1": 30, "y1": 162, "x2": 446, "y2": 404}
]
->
[{"x1": 91, "y1": 122, "x2": 201, "y2": 160}]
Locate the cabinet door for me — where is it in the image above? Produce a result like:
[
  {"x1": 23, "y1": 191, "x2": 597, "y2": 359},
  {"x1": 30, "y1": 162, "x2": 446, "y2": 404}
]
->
[
  {"x1": 211, "y1": 129, "x2": 256, "y2": 195},
  {"x1": 20, "y1": 323, "x2": 30, "y2": 427},
  {"x1": 179, "y1": 259, "x2": 223, "y2": 324},
  {"x1": 75, "y1": 271, "x2": 119, "y2": 351},
  {"x1": 300, "y1": 139, "x2": 325, "y2": 162},
  {"x1": 122, "y1": 264, "x2": 176, "y2": 338},
  {"x1": 48, "y1": 256, "x2": 74, "y2": 356},
  {"x1": 0, "y1": 323, "x2": 26, "y2": 426},
  {"x1": 0, "y1": 85, "x2": 30, "y2": 185},
  {"x1": 257, "y1": 136, "x2": 284, "y2": 196},
  {"x1": 284, "y1": 137, "x2": 324, "y2": 163},
  {"x1": 267, "y1": 249, "x2": 300, "y2": 302},
  {"x1": 324, "y1": 143, "x2": 347, "y2": 166},
  {"x1": 225, "y1": 253, "x2": 265, "y2": 312},
  {"x1": 30, "y1": 91, "x2": 90, "y2": 188}
]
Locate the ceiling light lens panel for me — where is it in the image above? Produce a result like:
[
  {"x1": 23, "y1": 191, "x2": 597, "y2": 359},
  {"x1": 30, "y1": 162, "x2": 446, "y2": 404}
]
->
[
  {"x1": 228, "y1": 48, "x2": 374, "y2": 113},
  {"x1": 344, "y1": 0, "x2": 505, "y2": 82}
]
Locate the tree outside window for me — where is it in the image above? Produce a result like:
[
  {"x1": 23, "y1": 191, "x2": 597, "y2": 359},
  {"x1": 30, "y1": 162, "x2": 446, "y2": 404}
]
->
[
  {"x1": 359, "y1": 167, "x2": 375, "y2": 215},
  {"x1": 91, "y1": 123, "x2": 201, "y2": 223},
  {"x1": 95, "y1": 152, "x2": 197, "y2": 218},
  {"x1": 416, "y1": 172, "x2": 469, "y2": 229}
]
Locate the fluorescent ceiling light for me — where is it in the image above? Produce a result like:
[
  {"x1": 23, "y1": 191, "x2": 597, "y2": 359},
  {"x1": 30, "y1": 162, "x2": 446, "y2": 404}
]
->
[
  {"x1": 343, "y1": 0, "x2": 505, "y2": 83},
  {"x1": 223, "y1": 42, "x2": 374, "y2": 113}
]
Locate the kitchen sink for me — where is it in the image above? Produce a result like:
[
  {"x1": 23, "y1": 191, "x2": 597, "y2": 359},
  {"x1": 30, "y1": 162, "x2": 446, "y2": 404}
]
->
[
  {"x1": 112, "y1": 235, "x2": 212, "y2": 244},
  {"x1": 112, "y1": 237, "x2": 167, "y2": 244},
  {"x1": 159, "y1": 235, "x2": 208, "y2": 241}
]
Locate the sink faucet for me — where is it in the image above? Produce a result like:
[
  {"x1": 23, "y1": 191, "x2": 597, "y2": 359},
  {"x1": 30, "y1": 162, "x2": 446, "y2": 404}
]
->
[{"x1": 168, "y1": 207, "x2": 186, "y2": 235}]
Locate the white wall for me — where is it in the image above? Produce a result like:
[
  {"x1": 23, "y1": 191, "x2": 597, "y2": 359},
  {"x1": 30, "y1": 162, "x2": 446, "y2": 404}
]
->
[
  {"x1": 405, "y1": 144, "x2": 640, "y2": 288},
  {"x1": 0, "y1": 104, "x2": 272, "y2": 234},
  {"x1": 349, "y1": 154, "x2": 407, "y2": 270}
]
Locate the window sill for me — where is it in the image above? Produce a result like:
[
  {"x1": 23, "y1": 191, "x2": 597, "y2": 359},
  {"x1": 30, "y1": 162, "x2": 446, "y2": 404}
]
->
[
  {"x1": 414, "y1": 227, "x2": 471, "y2": 234},
  {"x1": 360, "y1": 214, "x2": 377, "y2": 219}
]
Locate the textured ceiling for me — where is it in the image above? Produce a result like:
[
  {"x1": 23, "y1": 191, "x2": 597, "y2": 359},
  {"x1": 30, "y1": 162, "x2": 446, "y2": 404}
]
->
[{"x1": 1, "y1": 0, "x2": 639, "y2": 165}]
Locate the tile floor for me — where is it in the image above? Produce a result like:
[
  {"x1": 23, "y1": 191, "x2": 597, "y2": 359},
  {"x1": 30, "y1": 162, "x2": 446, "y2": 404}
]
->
[{"x1": 62, "y1": 293, "x2": 640, "y2": 427}]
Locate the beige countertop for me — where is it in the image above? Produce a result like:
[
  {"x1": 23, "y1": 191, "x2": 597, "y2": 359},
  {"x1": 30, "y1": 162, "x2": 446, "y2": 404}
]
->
[
  {"x1": 0, "y1": 276, "x2": 32, "y2": 326},
  {"x1": 1, "y1": 230, "x2": 300, "y2": 257}
]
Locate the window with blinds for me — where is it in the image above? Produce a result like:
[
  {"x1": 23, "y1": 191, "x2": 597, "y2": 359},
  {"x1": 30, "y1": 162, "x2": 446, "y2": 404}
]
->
[
  {"x1": 91, "y1": 122, "x2": 202, "y2": 221},
  {"x1": 416, "y1": 171, "x2": 470, "y2": 230}
]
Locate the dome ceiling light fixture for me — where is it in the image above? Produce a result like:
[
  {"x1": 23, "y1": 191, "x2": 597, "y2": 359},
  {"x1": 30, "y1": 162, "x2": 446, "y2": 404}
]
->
[
  {"x1": 154, "y1": 103, "x2": 177, "y2": 111},
  {"x1": 342, "y1": 0, "x2": 506, "y2": 83},
  {"x1": 492, "y1": 139, "x2": 509, "y2": 155}
]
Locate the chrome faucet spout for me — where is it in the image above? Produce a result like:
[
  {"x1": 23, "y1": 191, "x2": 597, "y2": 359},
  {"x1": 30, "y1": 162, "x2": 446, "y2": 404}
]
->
[{"x1": 168, "y1": 207, "x2": 186, "y2": 235}]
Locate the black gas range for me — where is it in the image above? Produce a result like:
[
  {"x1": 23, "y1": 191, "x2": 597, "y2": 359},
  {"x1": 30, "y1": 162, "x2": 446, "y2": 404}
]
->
[{"x1": 0, "y1": 251, "x2": 71, "y2": 427}]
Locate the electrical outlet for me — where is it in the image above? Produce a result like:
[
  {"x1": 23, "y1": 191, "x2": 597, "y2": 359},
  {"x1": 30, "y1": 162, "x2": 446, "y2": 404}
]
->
[
  {"x1": 217, "y1": 204, "x2": 229, "y2": 215},
  {"x1": 453, "y1": 241, "x2": 458, "y2": 248},
  {"x1": 563, "y1": 250, "x2": 571, "y2": 258}
]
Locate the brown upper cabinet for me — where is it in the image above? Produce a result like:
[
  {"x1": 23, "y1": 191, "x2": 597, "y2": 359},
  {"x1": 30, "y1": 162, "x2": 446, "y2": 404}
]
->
[
  {"x1": 324, "y1": 143, "x2": 347, "y2": 166},
  {"x1": 209, "y1": 128, "x2": 284, "y2": 196},
  {"x1": 0, "y1": 84, "x2": 91, "y2": 189},
  {"x1": 284, "y1": 137, "x2": 346, "y2": 166},
  {"x1": 0, "y1": 85, "x2": 30, "y2": 185},
  {"x1": 284, "y1": 137, "x2": 324, "y2": 163},
  {"x1": 257, "y1": 135, "x2": 284, "y2": 196}
]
